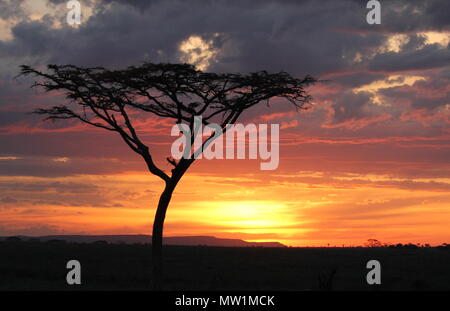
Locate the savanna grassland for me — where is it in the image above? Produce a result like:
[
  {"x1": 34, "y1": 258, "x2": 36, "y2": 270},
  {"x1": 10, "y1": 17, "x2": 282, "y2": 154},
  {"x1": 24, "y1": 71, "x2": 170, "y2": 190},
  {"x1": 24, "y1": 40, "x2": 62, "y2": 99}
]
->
[{"x1": 1, "y1": 240, "x2": 449, "y2": 291}]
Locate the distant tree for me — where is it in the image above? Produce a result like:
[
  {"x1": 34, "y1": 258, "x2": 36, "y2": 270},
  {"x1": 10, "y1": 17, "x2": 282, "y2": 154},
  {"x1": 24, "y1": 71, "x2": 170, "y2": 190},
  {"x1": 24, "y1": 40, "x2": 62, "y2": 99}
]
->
[
  {"x1": 438, "y1": 243, "x2": 450, "y2": 249},
  {"x1": 366, "y1": 239, "x2": 382, "y2": 247},
  {"x1": 20, "y1": 63, "x2": 316, "y2": 290},
  {"x1": 405, "y1": 243, "x2": 419, "y2": 249}
]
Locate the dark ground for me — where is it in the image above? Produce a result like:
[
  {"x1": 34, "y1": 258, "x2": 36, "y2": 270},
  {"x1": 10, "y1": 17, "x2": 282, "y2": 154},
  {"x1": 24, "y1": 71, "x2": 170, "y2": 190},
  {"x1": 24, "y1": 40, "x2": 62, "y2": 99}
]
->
[{"x1": 1, "y1": 240, "x2": 449, "y2": 291}]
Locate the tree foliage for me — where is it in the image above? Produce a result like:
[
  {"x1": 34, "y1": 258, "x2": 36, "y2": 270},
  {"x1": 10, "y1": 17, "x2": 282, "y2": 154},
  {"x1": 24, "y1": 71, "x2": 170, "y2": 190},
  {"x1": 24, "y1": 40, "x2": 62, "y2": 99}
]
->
[{"x1": 20, "y1": 63, "x2": 316, "y2": 181}]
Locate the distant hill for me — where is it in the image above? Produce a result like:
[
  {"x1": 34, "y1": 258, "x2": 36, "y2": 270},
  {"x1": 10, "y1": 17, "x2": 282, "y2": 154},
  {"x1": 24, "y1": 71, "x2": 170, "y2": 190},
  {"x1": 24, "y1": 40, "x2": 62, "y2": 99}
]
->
[{"x1": 1, "y1": 235, "x2": 286, "y2": 248}]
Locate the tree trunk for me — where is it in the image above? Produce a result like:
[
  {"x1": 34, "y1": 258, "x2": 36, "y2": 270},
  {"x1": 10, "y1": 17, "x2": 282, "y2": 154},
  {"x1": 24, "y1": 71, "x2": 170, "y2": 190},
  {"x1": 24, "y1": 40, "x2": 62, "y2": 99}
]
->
[{"x1": 152, "y1": 181, "x2": 176, "y2": 291}]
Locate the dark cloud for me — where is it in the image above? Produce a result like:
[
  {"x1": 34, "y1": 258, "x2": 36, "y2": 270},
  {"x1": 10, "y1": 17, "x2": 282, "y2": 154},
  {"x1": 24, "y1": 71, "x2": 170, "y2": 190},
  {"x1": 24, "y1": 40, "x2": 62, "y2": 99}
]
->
[
  {"x1": 0, "y1": 223, "x2": 69, "y2": 236},
  {"x1": 0, "y1": 180, "x2": 98, "y2": 193},
  {"x1": 379, "y1": 72, "x2": 450, "y2": 111},
  {"x1": 369, "y1": 43, "x2": 450, "y2": 72},
  {"x1": 0, "y1": 0, "x2": 445, "y2": 74},
  {"x1": 331, "y1": 91, "x2": 374, "y2": 123},
  {"x1": 321, "y1": 90, "x2": 393, "y2": 129},
  {"x1": 0, "y1": 177, "x2": 134, "y2": 208},
  {"x1": 1, "y1": 196, "x2": 18, "y2": 203},
  {"x1": 331, "y1": 72, "x2": 386, "y2": 88},
  {"x1": 402, "y1": 34, "x2": 428, "y2": 51},
  {"x1": 354, "y1": 0, "x2": 450, "y2": 32},
  {"x1": 0, "y1": 0, "x2": 26, "y2": 20},
  {"x1": 0, "y1": 154, "x2": 146, "y2": 177},
  {"x1": 0, "y1": 0, "x2": 448, "y2": 176}
]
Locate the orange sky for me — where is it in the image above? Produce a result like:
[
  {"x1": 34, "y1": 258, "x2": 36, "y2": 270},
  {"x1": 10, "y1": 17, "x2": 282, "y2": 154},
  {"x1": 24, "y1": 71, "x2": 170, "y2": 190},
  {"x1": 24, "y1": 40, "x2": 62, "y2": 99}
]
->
[
  {"x1": 1, "y1": 108, "x2": 449, "y2": 247},
  {"x1": 0, "y1": 0, "x2": 449, "y2": 247}
]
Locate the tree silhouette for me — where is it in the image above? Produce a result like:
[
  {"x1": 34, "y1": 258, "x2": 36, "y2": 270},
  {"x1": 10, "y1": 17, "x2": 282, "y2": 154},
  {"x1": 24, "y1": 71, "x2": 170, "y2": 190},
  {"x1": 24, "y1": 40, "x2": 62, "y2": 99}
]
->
[
  {"x1": 366, "y1": 239, "x2": 383, "y2": 247},
  {"x1": 20, "y1": 63, "x2": 316, "y2": 290}
]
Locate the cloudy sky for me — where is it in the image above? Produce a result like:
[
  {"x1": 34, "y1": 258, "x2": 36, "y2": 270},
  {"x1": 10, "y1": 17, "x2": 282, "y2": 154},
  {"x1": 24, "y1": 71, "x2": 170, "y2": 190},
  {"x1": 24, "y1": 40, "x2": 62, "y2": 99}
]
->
[{"x1": 0, "y1": 0, "x2": 449, "y2": 246}]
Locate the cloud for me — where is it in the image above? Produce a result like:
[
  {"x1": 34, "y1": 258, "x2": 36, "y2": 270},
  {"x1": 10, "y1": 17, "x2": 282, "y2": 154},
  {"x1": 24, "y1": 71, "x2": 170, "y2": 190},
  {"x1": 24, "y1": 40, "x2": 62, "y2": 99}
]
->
[
  {"x1": 380, "y1": 73, "x2": 450, "y2": 111},
  {"x1": 0, "y1": 0, "x2": 26, "y2": 20},
  {"x1": 0, "y1": 0, "x2": 449, "y2": 244},
  {"x1": 0, "y1": 223, "x2": 68, "y2": 236},
  {"x1": 321, "y1": 90, "x2": 393, "y2": 129},
  {"x1": 369, "y1": 43, "x2": 450, "y2": 72},
  {"x1": 0, "y1": 0, "x2": 443, "y2": 75},
  {"x1": 0, "y1": 154, "x2": 141, "y2": 177},
  {"x1": 1, "y1": 196, "x2": 18, "y2": 204}
]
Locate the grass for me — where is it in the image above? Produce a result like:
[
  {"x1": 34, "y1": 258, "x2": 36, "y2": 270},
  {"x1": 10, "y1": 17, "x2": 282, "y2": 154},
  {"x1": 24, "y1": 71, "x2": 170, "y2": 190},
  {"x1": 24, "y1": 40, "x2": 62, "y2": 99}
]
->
[{"x1": 1, "y1": 241, "x2": 449, "y2": 291}]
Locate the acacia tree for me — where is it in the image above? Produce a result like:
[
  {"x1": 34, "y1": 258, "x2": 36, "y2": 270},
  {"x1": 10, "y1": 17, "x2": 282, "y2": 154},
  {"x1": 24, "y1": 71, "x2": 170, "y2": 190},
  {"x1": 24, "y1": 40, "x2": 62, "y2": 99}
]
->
[{"x1": 20, "y1": 63, "x2": 316, "y2": 290}]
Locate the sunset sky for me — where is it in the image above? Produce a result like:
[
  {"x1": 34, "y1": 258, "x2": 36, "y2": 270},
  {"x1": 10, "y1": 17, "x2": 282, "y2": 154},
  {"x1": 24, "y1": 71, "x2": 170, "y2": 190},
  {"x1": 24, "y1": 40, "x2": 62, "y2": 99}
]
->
[{"x1": 0, "y1": 0, "x2": 449, "y2": 246}]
